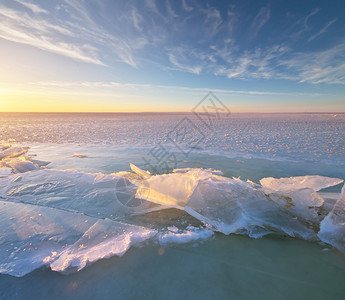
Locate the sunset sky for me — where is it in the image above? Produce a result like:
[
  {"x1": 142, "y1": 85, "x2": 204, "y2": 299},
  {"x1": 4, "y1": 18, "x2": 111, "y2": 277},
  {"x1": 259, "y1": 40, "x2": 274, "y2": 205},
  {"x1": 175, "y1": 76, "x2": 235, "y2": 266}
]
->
[{"x1": 0, "y1": 0, "x2": 344, "y2": 112}]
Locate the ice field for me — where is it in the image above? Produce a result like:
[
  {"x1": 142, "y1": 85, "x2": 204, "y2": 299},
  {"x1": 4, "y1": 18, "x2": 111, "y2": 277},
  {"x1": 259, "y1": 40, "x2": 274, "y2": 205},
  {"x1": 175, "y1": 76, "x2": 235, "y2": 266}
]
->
[{"x1": 0, "y1": 113, "x2": 345, "y2": 299}]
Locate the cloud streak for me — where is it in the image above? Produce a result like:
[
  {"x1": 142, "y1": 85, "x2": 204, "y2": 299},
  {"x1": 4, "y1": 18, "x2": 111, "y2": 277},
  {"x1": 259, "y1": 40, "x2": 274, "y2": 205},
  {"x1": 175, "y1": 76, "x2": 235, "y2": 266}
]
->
[
  {"x1": 0, "y1": 1, "x2": 344, "y2": 86},
  {"x1": 281, "y1": 40, "x2": 345, "y2": 84},
  {"x1": 168, "y1": 53, "x2": 202, "y2": 75},
  {"x1": 0, "y1": 0, "x2": 148, "y2": 67},
  {"x1": 0, "y1": 5, "x2": 104, "y2": 65},
  {"x1": 0, "y1": 4, "x2": 104, "y2": 65},
  {"x1": 250, "y1": 6, "x2": 271, "y2": 37},
  {"x1": 27, "y1": 80, "x2": 329, "y2": 97},
  {"x1": 307, "y1": 19, "x2": 337, "y2": 43},
  {"x1": 14, "y1": 0, "x2": 48, "y2": 14}
]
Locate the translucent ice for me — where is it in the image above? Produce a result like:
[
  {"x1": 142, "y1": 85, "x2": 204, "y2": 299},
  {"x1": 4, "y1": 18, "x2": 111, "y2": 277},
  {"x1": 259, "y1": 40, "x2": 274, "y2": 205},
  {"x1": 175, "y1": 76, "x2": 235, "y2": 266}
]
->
[
  {"x1": 0, "y1": 200, "x2": 156, "y2": 276},
  {"x1": 132, "y1": 164, "x2": 343, "y2": 241},
  {"x1": 260, "y1": 175, "x2": 343, "y2": 194},
  {"x1": 135, "y1": 168, "x2": 217, "y2": 207},
  {"x1": 0, "y1": 169, "x2": 161, "y2": 220},
  {"x1": 0, "y1": 145, "x2": 29, "y2": 160},
  {"x1": 0, "y1": 200, "x2": 92, "y2": 277},
  {"x1": 1, "y1": 161, "x2": 344, "y2": 277},
  {"x1": 158, "y1": 226, "x2": 214, "y2": 245},
  {"x1": 0, "y1": 143, "x2": 43, "y2": 175},
  {"x1": 50, "y1": 219, "x2": 156, "y2": 273},
  {"x1": 185, "y1": 177, "x2": 316, "y2": 239},
  {"x1": 318, "y1": 184, "x2": 345, "y2": 252},
  {"x1": 260, "y1": 175, "x2": 343, "y2": 225}
]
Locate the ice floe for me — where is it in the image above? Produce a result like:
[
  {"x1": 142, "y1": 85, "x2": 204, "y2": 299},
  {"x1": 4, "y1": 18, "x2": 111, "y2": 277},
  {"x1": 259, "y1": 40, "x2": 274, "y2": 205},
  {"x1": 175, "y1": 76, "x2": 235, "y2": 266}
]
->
[{"x1": 0, "y1": 159, "x2": 344, "y2": 277}]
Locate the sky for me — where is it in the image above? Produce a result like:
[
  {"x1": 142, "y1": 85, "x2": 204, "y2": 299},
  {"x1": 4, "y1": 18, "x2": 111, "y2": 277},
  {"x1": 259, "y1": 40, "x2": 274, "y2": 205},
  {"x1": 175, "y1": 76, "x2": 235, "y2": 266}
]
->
[{"x1": 0, "y1": 0, "x2": 344, "y2": 112}]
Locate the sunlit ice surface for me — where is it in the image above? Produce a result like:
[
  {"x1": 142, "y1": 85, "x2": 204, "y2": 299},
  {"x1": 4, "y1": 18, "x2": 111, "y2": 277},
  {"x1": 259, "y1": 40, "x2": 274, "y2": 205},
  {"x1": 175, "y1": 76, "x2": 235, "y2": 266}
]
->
[
  {"x1": 0, "y1": 112, "x2": 345, "y2": 299},
  {"x1": 1, "y1": 113, "x2": 344, "y2": 164}
]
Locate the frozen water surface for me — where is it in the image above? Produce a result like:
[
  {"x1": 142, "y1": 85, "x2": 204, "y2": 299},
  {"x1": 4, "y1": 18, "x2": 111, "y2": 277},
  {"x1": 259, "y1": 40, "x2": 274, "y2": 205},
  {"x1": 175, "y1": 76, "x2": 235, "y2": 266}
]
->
[
  {"x1": 0, "y1": 113, "x2": 345, "y2": 299},
  {"x1": 1, "y1": 113, "x2": 345, "y2": 164}
]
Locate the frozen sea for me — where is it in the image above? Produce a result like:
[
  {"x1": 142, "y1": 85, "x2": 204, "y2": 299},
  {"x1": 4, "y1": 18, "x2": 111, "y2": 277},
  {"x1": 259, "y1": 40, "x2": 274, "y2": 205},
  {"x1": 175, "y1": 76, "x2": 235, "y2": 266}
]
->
[{"x1": 0, "y1": 112, "x2": 345, "y2": 300}]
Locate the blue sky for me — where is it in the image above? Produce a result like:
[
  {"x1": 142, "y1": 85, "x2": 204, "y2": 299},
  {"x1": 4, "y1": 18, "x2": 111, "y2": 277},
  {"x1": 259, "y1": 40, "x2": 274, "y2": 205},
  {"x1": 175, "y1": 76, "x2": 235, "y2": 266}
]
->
[{"x1": 0, "y1": 0, "x2": 344, "y2": 112}]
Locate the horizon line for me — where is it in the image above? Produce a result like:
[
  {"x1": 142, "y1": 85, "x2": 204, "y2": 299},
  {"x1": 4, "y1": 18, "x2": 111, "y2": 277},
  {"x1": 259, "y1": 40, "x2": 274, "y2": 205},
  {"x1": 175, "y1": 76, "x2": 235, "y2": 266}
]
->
[{"x1": 0, "y1": 111, "x2": 344, "y2": 114}]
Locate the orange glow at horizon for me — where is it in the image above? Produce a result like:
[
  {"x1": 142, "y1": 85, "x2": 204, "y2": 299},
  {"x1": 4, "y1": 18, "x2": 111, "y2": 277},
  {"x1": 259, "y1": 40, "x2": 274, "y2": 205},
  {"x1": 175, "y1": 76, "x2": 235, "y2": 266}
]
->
[
  {"x1": 0, "y1": 92, "x2": 165, "y2": 113},
  {"x1": 1, "y1": 85, "x2": 344, "y2": 113}
]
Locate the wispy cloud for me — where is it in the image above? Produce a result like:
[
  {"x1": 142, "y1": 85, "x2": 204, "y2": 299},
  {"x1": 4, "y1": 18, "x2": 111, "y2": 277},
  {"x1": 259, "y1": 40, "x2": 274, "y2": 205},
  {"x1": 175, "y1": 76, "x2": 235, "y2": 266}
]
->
[
  {"x1": 131, "y1": 8, "x2": 143, "y2": 31},
  {"x1": 145, "y1": 0, "x2": 160, "y2": 15},
  {"x1": 28, "y1": 80, "x2": 328, "y2": 97},
  {"x1": 291, "y1": 8, "x2": 320, "y2": 40},
  {"x1": 305, "y1": 8, "x2": 320, "y2": 26},
  {"x1": 166, "y1": 0, "x2": 178, "y2": 18},
  {"x1": 212, "y1": 45, "x2": 290, "y2": 80},
  {"x1": 0, "y1": 0, "x2": 155, "y2": 67},
  {"x1": 307, "y1": 19, "x2": 337, "y2": 43},
  {"x1": 211, "y1": 39, "x2": 345, "y2": 85},
  {"x1": 14, "y1": 0, "x2": 48, "y2": 14},
  {"x1": 0, "y1": 5, "x2": 104, "y2": 65},
  {"x1": 168, "y1": 53, "x2": 202, "y2": 74},
  {"x1": 1, "y1": 1, "x2": 344, "y2": 86},
  {"x1": 281, "y1": 40, "x2": 345, "y2": 84},
  {"x1": 157, "y1": 2, "x2": 344, "y2": 86},
  {"x1": 250, "y1": 6, "x2": 271, "y2": 37},
  {"x1": 202, "y1": 6, "x2": 223, "y2": 36},
  {"x1": 61, "y1": 0, "x2": 142, "y2": 67},
  {"x1": 181, "y1": 0, "x2": 193, "y2": 12}
]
